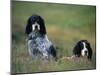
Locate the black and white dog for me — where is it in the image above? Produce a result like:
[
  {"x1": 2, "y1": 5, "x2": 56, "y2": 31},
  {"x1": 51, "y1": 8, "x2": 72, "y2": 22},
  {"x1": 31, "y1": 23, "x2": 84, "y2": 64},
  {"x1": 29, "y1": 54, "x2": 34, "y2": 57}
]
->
[
  {"x1": 73, "y1": 40, "x2": 92, "y2": 60},
  {"x1": 25, "y1": 14, "x2": 57, "y2": 61}
]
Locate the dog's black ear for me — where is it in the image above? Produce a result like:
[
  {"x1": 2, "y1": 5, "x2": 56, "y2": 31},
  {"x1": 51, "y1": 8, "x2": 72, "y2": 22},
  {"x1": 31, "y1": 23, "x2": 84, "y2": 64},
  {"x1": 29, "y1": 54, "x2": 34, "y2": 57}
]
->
[
  {"x1": 25, "y1": 18, "x2": 32, "y2": 35},
  {"x1": 73, "y1": 41, "x2": 82, "y2": 57},
  {"x1": 87, "y1": 43, "x2": 93, "y2": 60},
  {"x1": 38, "y1": 16, "x2": 46, "y2": 35}
]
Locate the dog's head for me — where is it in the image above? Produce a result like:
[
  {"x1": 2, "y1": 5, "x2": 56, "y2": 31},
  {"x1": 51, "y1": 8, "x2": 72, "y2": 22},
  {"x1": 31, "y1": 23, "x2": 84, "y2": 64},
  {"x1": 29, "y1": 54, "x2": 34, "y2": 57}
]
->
[
  {"x1": 73, "y1": 40, "x2": 92, "y2": 59},
  {"x1": 25, "y1": 14, "x2": 46, "y2": 35}
]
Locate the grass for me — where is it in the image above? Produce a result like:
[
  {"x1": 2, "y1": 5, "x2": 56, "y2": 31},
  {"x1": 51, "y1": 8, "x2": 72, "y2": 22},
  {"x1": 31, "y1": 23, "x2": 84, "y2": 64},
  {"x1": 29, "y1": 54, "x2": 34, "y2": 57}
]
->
[{"x1": 11, "y1": 1, "x2": 96, "y2": 74}]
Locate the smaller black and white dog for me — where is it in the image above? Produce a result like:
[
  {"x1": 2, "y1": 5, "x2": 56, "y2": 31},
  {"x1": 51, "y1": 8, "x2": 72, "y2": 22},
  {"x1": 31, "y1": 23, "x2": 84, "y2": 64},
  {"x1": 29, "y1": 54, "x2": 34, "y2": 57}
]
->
[
  {"x1": 25, "y1": 14, "x2": 57, "y2": 61},
  {"x1": 73, "y1": 40, "x2": 92, "y2": 60}
]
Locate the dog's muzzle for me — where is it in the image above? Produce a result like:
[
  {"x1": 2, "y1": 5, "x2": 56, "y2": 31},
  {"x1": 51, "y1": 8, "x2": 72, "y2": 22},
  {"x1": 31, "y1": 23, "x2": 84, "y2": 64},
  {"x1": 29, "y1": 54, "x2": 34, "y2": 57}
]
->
[{"x1": 32, "y1": 22, "x2": 40, "y2": 31}]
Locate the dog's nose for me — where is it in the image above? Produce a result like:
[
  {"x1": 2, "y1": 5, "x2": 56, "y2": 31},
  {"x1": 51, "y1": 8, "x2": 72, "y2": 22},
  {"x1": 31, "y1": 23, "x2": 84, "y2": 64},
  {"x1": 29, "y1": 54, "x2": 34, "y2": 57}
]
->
[
  {"x1": 35, "y1": 26, "x2": 38, "y2": 30},
  {"x1": 85, "y1": 51, "x2": 88, "y2": 54}
]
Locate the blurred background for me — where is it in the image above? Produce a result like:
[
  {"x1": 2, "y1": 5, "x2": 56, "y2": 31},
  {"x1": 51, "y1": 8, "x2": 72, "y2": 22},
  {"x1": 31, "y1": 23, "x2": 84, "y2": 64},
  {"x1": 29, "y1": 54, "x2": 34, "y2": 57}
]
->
[{"x1": 12, "y1": 1, "x2": 96, "y2": 73}]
